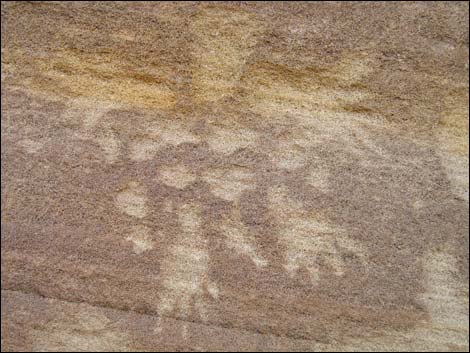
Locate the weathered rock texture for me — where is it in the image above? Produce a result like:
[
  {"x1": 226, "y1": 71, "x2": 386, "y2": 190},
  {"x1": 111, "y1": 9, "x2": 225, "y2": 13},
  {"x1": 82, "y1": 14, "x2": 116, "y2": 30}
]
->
[{"x1": 1, "y1": 1, "x2": 469, "y2": 351}]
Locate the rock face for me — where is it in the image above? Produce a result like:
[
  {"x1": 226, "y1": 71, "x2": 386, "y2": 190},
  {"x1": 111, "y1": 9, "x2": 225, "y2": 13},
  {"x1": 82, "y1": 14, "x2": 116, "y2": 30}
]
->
[{"x1": 1, "y1": 1, "x2": 468, "y2": 351}]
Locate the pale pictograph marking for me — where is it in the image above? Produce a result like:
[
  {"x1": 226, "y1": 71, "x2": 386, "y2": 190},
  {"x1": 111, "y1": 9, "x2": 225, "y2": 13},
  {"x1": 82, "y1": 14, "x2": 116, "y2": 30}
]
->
[
  {"x1": 158, "y1": 165, "x2": 196, "y2": 190},
  {"x1": 130, "y1": 121, "x2": 199, "y2": 161},
  {"x1": 269, "y1": 185, "x2": 366, "y2": 281},
  {"x1": 220, "y1": 210, "x2": 267, "y2": 268},
  {"x1": 206, "y1": 125, "x2": 259, "y2": 155},
  {"x1": 202, "y1": 167, "x2": 255, "y2": 202},
  {"x1": 18, "y1": 139, "x2": 43, "y2": 154},
  {"x1": 115, "y1": 181, "x2": 148, "y2": 219},
  {"x1": 157, "y1": 203, "x2": 218, "y2": 330},
  {"x1": 96, "y1": 131, "x2": 120, "y2": 164},
  {"x1": 125, "y1": 225, "x2": 154, "y2": 254}
]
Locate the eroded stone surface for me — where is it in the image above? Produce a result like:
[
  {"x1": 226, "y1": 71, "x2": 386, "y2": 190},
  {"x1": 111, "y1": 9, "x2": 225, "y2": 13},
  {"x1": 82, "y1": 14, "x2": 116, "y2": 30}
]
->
[{"x1": 1, "y1": 2, "x2": 468, "y2": 352}]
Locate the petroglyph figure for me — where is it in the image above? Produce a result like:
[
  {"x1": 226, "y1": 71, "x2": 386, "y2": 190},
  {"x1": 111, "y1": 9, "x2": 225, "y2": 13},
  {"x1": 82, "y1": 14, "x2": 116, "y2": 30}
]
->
[
  {"x1": 115, "y1": 181, "x2": 148, "y2": 219},
  {"x1": 202, "y1": 167, "x2": 255, "y2": 202},
  {"x1": 207, "y1": 125, "x2": 259, "y2": 155},
  {"x1": 37, "y1": 4, "x2": 399, "y2": 337},
  {"x1": 158, "y1": 165, "x2": 196, "y2": 190},
  {"x1": 157, "y1": 203, "x2": 218, "y2": 331},
  {"x1": 220, "y1": 210, "x2": 267, "y2": 268},
  {"x1": 130, "y1": 120, "x2": 199, "y2": 161},
  {"x1": 269, "y1": 186, "x2": 366, "y2": 282},
  {"x1": 125, "y1": 225, "x2": 154, "y2": 255},
  {"x1": 3, "y1": 3, "x2": 469, "y2": 350}
]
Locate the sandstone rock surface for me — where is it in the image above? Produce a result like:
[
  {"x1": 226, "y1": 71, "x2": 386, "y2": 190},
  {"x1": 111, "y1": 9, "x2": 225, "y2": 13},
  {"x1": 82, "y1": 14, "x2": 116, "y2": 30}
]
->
[{"x1": 1, "y1": 1, "x2": 469, "y2": 351}]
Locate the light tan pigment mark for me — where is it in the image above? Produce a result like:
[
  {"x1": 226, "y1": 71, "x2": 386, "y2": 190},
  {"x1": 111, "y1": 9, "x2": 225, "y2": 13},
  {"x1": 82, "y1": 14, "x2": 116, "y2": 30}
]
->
[
  {"x1": 269, "y1": 185, "x2": 366, "y2": 282},
  {"x1": 272, "y1": 138, "x2": 309, "y2": 170},
  {"x1": 305, "y1": 165, "x2": 330, "y2": 191},
  {"x1": 125, "y1": 225, "x2": 154, "y2": 255},
  {"x1": 96, "y1": 131, "x2": 121, "y2": 164},
  {"x1": 129, "y1": 140, "x2": 161, "y2": 162},
  {"x1": 220, "y1": 210, "x2": 267, "y2": 268},
  {"x1": 130, "y1": 120, "x2": 199, "y2": 161},
  {"x1": 63, "y1": 97, "x2": 118, "y2": 130},
  {"x1": 202, "y1": 167, "x2": 255, "y2": 202},
  {"x1": 292, "y1": 108, "x2": 398, "y2": 172},
  {"x1": 62, "y1": 97, "x2": 123, "y2": 163},
  {"x1": 18, "y1": 139, "x2": 43, "y2": 154},
  {"x1": 190, "y1": 6, "x2": 265, "y2": 103},
  {"x1": 149, "y1": 121, "x2": 199, "y2": 146},
  {"x1": 157, "y1": 164, "x2": 196, "y2": 190},
  {"x1": 115, "y1": 181, "x2": 148, "y2": 219},
  {"x1": 157, "y1": 203, "x2": 218, "y2": 334},
  {"x1": 206, "y1": 125, "x2": 259, "y2": 155}
]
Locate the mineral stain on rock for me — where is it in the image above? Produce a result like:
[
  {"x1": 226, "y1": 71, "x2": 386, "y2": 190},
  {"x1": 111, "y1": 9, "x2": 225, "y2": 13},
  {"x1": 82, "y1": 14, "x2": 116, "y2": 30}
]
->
[{"x1": 1, "y1": 1, "x2": 469, "y2": 352}]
